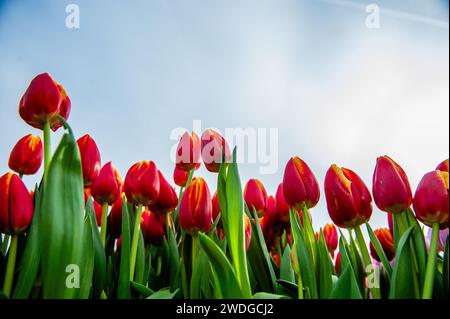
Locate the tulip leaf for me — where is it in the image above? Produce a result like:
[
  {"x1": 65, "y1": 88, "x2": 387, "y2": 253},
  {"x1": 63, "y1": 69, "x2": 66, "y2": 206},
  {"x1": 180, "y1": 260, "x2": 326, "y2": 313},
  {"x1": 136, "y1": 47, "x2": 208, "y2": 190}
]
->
[
  {"x1": 247, "y1": 206, "x2": 277, "y2": 293},
  {"x1": 117, "y1": 197, "x2": 131, "y2": 299},
  {"x1": 253, "y1": 292, "x2": 290, "y2": 299},
  {"x1": 389, "y1": 226, "x2": 416, "y2": 298},
  {"x1": 131, "y1": 281, "x2": 154, "y2": 298},
  {"x1": 366, "y1": 223, "x2": 392, "y2": 280},
  {"x1": 290, "y1": 209, "x2": 318, "y2": 298},
  {"x1": 147, "y1": 287, "x2": 179, "y2": 299},
  {"x1": 134, "y1": 231, "x2": 145, "y2": 285},
  {"x1": 276, "y1": 279, "x2": 299, "y2": 299},
  {"x1": 198, "y1": 232, "x2": 242, "y2": 298},
  {"x1": 85, "y1": 198, "x2": 107, "y2": 299},
  {"x1": 444, "y1": 236, "x2": 449, "y2": 298},
  {"x1": 77, "y1": 214, "x2": 95, "y2": 298},
  {"x1": 404, "y1": 208, "x2": 427, "y2": 289},
  {"x1": 330, "y1": 265, "x2": 363, "y2": 299},
  {"x1": 280, "y1": 245, "x2": 295, "y2": 283},
  {"x1": 12, "y1": 185, "x2": 42, "y2": 299},
  {"x1": 40, "y1": 132, "x2": 85, "y2": 299},
  {"x1": 317, "y1": 230, "x2": 333, "y2": 298}
]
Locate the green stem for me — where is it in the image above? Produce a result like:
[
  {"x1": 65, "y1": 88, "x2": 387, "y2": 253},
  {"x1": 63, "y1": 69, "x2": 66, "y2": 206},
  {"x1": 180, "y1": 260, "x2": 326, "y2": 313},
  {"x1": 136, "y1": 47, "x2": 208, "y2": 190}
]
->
[
  {"x1": 165, "y1": 213, "x2": 170, "y2": 239},
  {"x1": 2, "y1": 235, "x2": 18, "y2": 298},
  {"x1": 354, "y1": 225, "x2": 381, "y2": 299},
  {"x1": 43, "y1": 121, "x2": 51, "y2": 175},
  {"x1": 129, "y1": 203, "x2": 143, "y2": 281},
  {"x1": 276, "y1": 236, "x2": 283, "y2": 263},
  {"x1": 422, "y1": 223, "x2": 440, "y2": 299},
  {"x1": 186, "y1": 169, "x2": 194, "y2": 187},
  {"x1": 190, "y1": 234, "x2": 198, "y2": 299},
  {"x1": 100, "y1": 202, "x2": 109, "y2": 248}
]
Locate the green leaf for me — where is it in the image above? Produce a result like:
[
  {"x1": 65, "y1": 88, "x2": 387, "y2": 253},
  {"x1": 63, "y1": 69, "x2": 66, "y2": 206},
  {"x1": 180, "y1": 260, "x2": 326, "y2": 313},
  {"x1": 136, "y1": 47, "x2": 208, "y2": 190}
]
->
[
  {"x1": 366, "y1": 223, "x2": 392, "y2": 280},
  {"x1": 444, "y1": 236, "x2": 449, "y2": 298},
  {"x1": 147, "y1": 288, "x2": 179, "y2": 299},
  {"x1": 253, "y1": 292, "x2": 290, "y2": 299},
  {"x1": 279, "y1": 245, "x2": 295, "y2": 283},
  {"x1": 389, "y1": 226, "x2": 416, "y2": 299},
  {"x1": 117, "y1": 197, "x2": 131, "y2": 299},
  {"x1": 40, "y1": 132, "x2": 85, "y2": 299},
  {"x1": 276, "y1": 279, "x2": 299, "y2": 299},
  {"x1": 198, "y1": 232, "x2": 242, "y2": 298},
  {"x1": 404, "y1": 208, "x2": 427, "y2": 289},
  {"x1": 330, "y1": 266, "x2": 363, "y2": 299},
  {"x1": 12, "y1": 186, "x2": 42, "y2": 299},
  {"x1": 134, "y1": 231, "x2": 145, "y2": 285},
  {"x1": 247, "y1": 207, "x2": 277, "y2": 293},
  {"x1": 77, "y1": 214, "x2": 95, "y2": 298},
  {"x1": 85, "y1": 198, "x2": 107, "y2": 298},
  {"x1": 317, "y1": 230, "x2": 333, "y2": 299},
  {"x1": 131, "y1": 281, "x2": 154, "y2": 298}
]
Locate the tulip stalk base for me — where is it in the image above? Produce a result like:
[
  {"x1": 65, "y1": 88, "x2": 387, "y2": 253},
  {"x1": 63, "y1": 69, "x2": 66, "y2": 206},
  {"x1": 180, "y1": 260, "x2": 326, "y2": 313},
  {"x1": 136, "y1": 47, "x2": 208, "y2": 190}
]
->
[
  {"x1": 130, "y1": 203, "x2": 143, "y2": 281},
  {"x1": 422, "y1": 223, "x2": 439, "y2": 299},
  {"x1": 2, "y1": 235, "x2": 18, "y2": 298}
]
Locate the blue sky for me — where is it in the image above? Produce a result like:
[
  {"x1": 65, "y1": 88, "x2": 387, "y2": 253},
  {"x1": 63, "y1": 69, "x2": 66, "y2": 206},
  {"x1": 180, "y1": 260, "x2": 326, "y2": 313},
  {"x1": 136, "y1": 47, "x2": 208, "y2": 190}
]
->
[{"x1": 0, "y1": 0, "x2": 448, "y2": 230}]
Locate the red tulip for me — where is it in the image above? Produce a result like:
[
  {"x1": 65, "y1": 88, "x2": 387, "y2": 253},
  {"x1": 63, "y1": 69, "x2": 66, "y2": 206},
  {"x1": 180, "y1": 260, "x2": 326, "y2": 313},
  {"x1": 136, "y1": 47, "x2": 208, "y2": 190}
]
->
[
  {"x1": 261, "y1": 195, "x2": 280, "y2": 248},
  {"x1": 8, "y1": 134, "x2": 43, "y2": 176},
  {"x1": 324, "y1": 165, "x2": 373, "y2": 228},
  {"x1": 212, "y1": 191, "x2": 221, "y2": 222},
  {"x1": 77, "y1": 134, "x2": 101, "y2": 187},
  {"x1": 282, "y1": 157, "x2": 320, "y2": 210},
  {"x1": 176, "y1": 132, "x2": 201, "y2": 172},
  {"x1": 201, "y1": 129, "x2": 230, "y2": 173},
  {"x1": 244, "y1": 179, "x2": 268, "y2": 217},
  {"x1": 323, "y1": 224, "x2": 338, "y2": 256},
  {"x1": 149, "y1": 170, "x2": 178, "y2": 214},
  {"x1": 124, "y1": 161, "x2": 160, "y2": 206},
  {"x1": 109, "y1": 194, "x2": 124, "y2": 239},
  {"x1": 244, "y1": 214, "x2": 252, "y2": 251},
  {"x1": 335, "y1": 252, "x2": 341, "y2": 274},
  {"x1": 179, "y1": 178, "x2": 212, "y2": 234},
  {"x1": 413, "y1": 170, "x2": 449, "y2": 229},
  {"x1": 436, "y1": 159, "x2": 449, "y2": 173},
  {"x1": 173, "y1": 166, "x2": 189, "y2": 187},
  {"x1": 19, "y1": 73, "x2": 71, "y2": 131},
  {"x1": 275, "y1": 183, "x2": 290, "y2": 222},
  {"x1": 372, "y1": 156, "x2": 412, "y2": 214},
  {"x1": 91, "y1": 162, "x2": 122, "y2": 205},
  {"x1": 0, "y1": 173, "x2": 34, "y2": 234},
  {"x1": 141, "y1": 209, "x2": 166, "y2": 246},
  {"x1": 370, "y1": 227, "x2": 395, "y2": 262}
]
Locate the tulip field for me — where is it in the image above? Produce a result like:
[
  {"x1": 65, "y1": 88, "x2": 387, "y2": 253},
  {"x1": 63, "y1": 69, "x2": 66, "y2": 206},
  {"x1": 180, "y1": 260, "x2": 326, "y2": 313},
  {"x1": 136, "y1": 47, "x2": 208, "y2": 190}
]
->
[{"x1": 0, "y1": 73, "x2": 448, "y2": 300}]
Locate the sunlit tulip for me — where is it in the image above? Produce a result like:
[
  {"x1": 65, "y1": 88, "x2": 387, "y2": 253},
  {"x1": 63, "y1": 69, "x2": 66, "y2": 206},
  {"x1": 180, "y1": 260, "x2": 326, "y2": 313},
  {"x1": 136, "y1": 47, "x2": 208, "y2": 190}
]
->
[
  {"x1": 19, "y1": 73, "x2": 71, "y2": 131},
  {"x1": 282, "y1": 157, "x2": 320, "y2": 210},
  {"x1": 436, "y1": 159, "x2": 449, "y2": 173},
  {"x1": 8, "y1": 134, "x2": 43, "y2": 176},
  {"x1": 413, "y1": 170, "x2": 449, "y2": 229},
  {"x1": 109, "y1": 195, "x2": 124, "y2": 239},
  {"x1": 141, "y1": 209, "x2": 166, "y2": 246},
  {"x1": 244, "y1": 179, "x2": 268, "y2": 217},
  {"x1": 179, "y1": 178, "x2": 212, "y2": 234},
  {"x1": 91, "y1": 162, "x2": 122, "y2": 205},
  {"x1": 124, "y1": 161, "x2": 160, "y2": 206},
  {"x1": 370, "y1": 227, "x2": 395, "y2": 262},
  {"x1": 201, "y1": 129, "x2": 230, "y2": 173},
  {"x1": 176, "y1": 131, "x2": 201, "y2": 172},
  {"x1": 77, "y1": 134, "x2": 101, "y2": 187},
  {"x1": 275, "y1": 183, "x2": 290, "y2": 222},
  {"x1": 323, "y1": 224, "x2": 338, "y2": 256},
  {"x1": 0, "y1": 173, "x2": 34, "y2": 234},
  {"x1": 149, "y1": 170, "x2": 178, "y2": 214},
  {"x1": 324, "y1": 165, "x2": 373, "y2": 228},
  {"x1": 372, "y1": 156, "x2": 412, "y2": 214}
]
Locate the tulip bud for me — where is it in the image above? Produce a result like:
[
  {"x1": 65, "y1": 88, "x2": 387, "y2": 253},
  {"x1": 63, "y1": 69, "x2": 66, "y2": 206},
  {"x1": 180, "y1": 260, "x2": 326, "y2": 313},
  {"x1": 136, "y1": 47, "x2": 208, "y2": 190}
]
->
[
  {"x1": 141, "y1": 209, "x2": 166, "y2": 246},
  {"x1": 201, "y1": 129, "x2": 230, "y2": 173},
  {"x1": 412, "y1": 170, "x2": 449, "y2": 229},
  {"x1": 436, "y1": 159, "x2": 449, "y2": 173},
  {"x1": 335, "y1": 252, "x2": 341, "y2": 274},
  {"x1": 370, "y1": 227, "x2": 395, "y2": 262},
  {"x1": 323, "y1": 223, "x2": 338, "y2": 256},
  {"x1": 109, "y1": 194, "x2": 124, "y2": 239},
  {"x1": 176, "y1": 132, "x2": 201, "y2": 171},
  {"x1": 173, "y1": 166, "x2": 189, "y2": 187},
  {"x1": 372, "y1": 156, "x2": 412, "y2": 214},
  {"x1": 91, "y1": 162, "x2": 122, "y2": 205},
  {"x1": 275, "y1": 183, "x2": 290, "y2": 222},
  {"x1": 19, "y1": 73, "x2": 71, "y2": 131},
  {"x1": 124, "y1": 161, "x2": 160, "y2": 206},
  {"x1": 324, "y1": 165, "x2": 373, "y2": 228},
  {"x1": 149, "y1": 170, "x2": 178, "y2": 214},
  {"x1": 8, "y1": 134, "x2": 43, "y2": 176},
  {"x1": 0, "y1": 173, "x2": 34, "y2": 234},
  {"x1": 179, "y1": 178, "x2": 212, "y2": 235},
  {"x1": 244, "y1": 179, "x2": 268, "y2": 218},
  {"x1": 282, "y1": 157, "x2": 320, "y2": 210},
  {"x1": 77, "y1": 134, "x2": 101, "y2": 187},
  {"x1": 244, "y1": 214, "x2": 252, "y2": 251}
]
